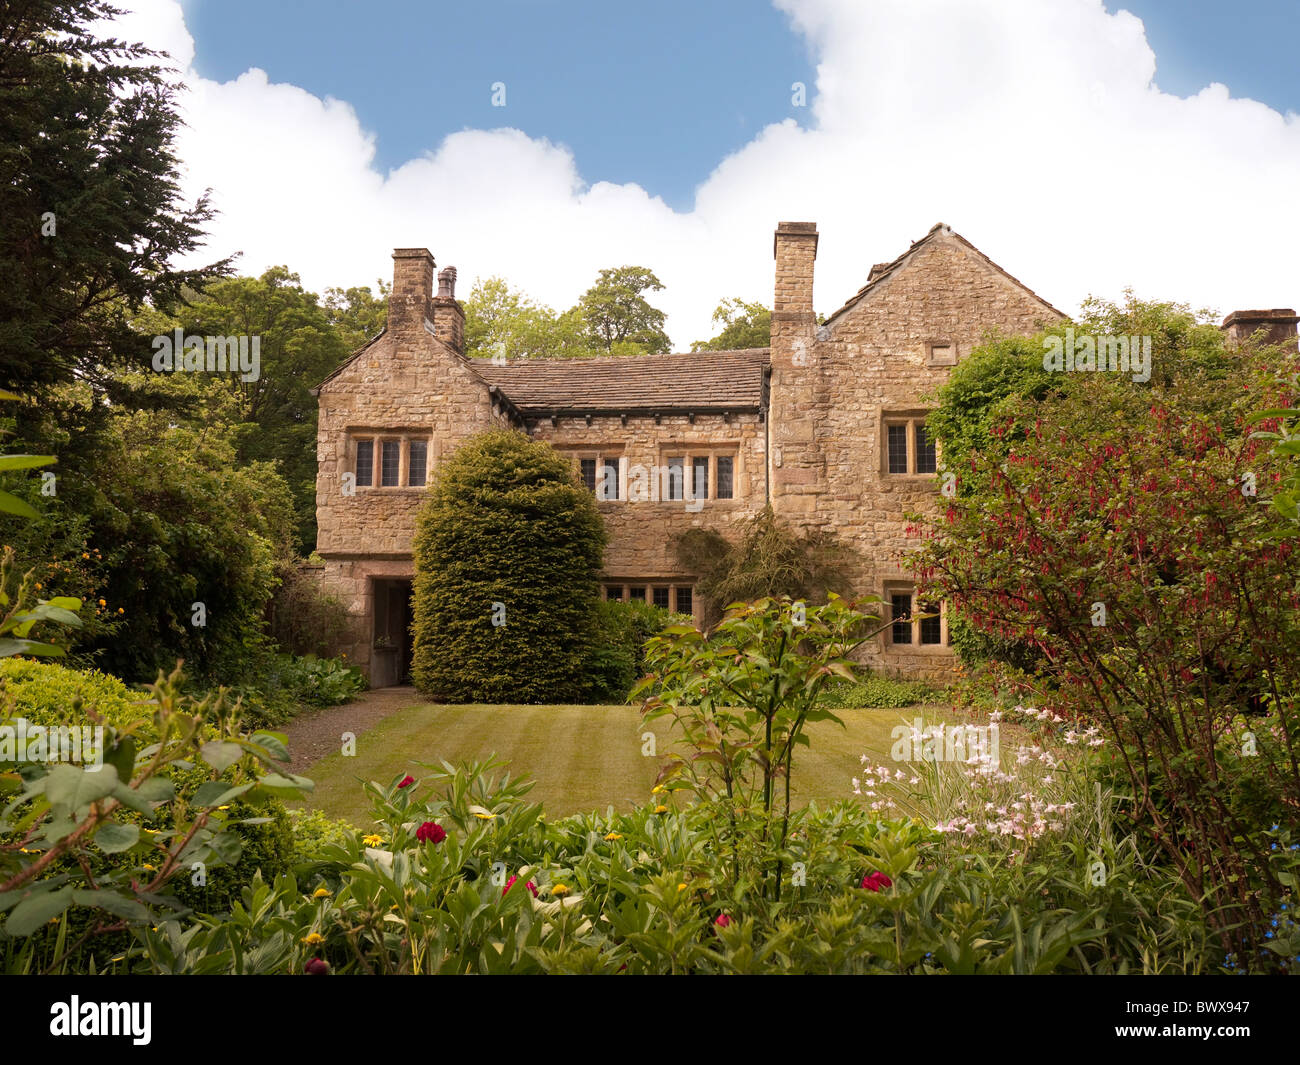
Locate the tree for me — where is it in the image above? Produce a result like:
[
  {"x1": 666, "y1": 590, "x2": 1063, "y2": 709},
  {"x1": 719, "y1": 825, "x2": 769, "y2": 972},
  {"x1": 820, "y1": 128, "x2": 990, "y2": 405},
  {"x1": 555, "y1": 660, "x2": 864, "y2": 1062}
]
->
[
  {"x1": 0, "y1": 377, "x2": 296, "y2": 684},
  {"x1": 911, "y1": 313, "x2": 1300, "y2": 967},
  {"x1": 674, "y1": 507, "x2": 855, "y2": 630},
  {"x1": 576, "y1": 266, "x2": 672, "y2": 353},
  {"x1": 462, "y1": 276, "x2": 594, "y2": 360},
  {"x1": 0, "y1": 0, "x2": 230, "y2": 407},
  {"x1": 324, "y1": 281, "x2": 389, "y2": 353},
  {"x1": 410, "y1": 430, "x2": 607, "y2": 702},
  {"x1": 692, "y1": 298, "x2": 771, "y2": 351},
  {"x1": 148, "y1": 267, "x2": 351, "y2": 551}
]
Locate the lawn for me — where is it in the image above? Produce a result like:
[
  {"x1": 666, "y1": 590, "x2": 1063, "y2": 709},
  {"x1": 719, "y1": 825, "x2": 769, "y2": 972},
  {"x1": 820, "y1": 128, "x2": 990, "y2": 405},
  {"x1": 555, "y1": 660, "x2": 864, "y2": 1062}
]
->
[{"x1": 292, "y1": 700, "x2": 977, "y2": 827}]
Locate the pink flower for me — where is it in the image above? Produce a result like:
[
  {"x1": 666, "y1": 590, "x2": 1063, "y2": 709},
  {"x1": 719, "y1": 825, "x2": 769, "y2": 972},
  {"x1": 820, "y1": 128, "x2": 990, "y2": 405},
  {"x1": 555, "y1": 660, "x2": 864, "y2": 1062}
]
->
[
  {"x1": 503, "y1": 875, "x2": 538, "y2": 897},
  {"x1": 397, "y1": 775, "x2": 415, "y2": 789},
  {"x1": 714, "y1": 913, "x2": 732, "y2": 928},
  {"x1": 415, "y1": 821, "x2": 447, "y2": 844},
  {"x1": 304, "y1": 957, "x2": 329, "y2": 975},
  {"x1": 860, "y1": 871, "x2": 893, "y2": 892}
]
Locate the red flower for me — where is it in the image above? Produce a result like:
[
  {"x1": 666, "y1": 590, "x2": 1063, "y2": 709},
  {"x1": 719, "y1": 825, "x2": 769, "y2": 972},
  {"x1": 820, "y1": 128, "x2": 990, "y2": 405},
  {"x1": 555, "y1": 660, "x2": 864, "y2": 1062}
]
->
[
  {"x1": 397, "y1": 775, "x2": 415, "y2": 789},
  {"x1": 503, "y1": 875, "x2": 538, "y2": 897},
  {"x1": 860, "y1": 871, "x2": 893, "y2": 892},
  {"x1": 304, "y1": 957, "x2": 330, "y2": 975},
  {"x1": 416, "y1": 821, "x2": 447, "y2": 844},
  {"x1": 714, "y1": 913, "x2": 731, "y2": 928}
]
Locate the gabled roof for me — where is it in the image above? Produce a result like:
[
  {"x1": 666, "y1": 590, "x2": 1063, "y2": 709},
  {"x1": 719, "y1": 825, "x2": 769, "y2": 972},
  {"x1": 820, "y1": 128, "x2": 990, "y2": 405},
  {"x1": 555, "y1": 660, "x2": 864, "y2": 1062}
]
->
[
  {"x1": 471, "y1": 348, "x2": 770, "y2": 415},
  {"x1": 822, "y1": 222, "x2": 1066, "y2": 328},
  {"x1": 311, "y1": 328, "x2": 389, "y2": 395}
]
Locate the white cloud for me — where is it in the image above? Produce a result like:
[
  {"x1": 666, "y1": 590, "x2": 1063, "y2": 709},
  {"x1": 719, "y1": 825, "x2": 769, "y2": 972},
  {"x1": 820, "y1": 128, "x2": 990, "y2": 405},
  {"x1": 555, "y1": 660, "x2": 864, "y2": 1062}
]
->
[{"x1": 105, "y1": 0, "x2": 1300, "y2": 347}]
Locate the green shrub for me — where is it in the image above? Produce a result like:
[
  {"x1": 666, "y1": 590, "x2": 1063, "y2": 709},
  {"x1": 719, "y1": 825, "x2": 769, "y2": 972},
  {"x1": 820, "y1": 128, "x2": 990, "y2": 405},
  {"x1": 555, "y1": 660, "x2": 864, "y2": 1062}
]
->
[
  {"x1": 266, "y1": 559, "x2": 351, "y2": 658},
  {"x1": 127, "y1": 755, "x2": 1220, "y2": 975},
  {"x1": 819, "y1": 675, "x2": 939, "y2": 709},
  {"x1": 585, "y1": 599, "x2": 687, "y2": 703},
  {"x1": 286, "y1": 808, "x2": 356, "y2": 863},
  {"x1": 0, "y1": 659, "x2": 300, "y2": 967},
  {"x1": 410, "y1": 430, "x2": 606, "y2": 703},
  {"x1": 0, "y1": 657, "x2": 145, "y2": 728},
  {"x1": 674, "y1": 506, "x2": 855, "y2": 630}
]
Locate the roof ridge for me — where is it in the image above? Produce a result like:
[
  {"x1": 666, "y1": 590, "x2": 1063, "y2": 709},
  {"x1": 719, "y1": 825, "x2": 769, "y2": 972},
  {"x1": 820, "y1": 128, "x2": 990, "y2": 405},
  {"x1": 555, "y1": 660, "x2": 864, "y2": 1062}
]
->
[{"x1": 823, "y1": 223, "x2": 1064, "y2": 327}]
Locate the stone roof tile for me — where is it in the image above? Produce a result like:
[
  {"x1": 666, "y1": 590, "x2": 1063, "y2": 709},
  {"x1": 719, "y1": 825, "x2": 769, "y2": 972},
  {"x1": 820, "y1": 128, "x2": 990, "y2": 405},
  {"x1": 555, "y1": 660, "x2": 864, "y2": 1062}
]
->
[{"x1": 470, "y1": 348, "x2": 770, "y2": 414}]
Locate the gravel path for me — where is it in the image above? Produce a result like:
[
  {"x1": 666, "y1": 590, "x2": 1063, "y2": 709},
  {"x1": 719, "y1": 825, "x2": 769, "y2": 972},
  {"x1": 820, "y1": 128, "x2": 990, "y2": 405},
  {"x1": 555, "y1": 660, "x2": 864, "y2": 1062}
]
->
[{"x1": 281, "y1": 686, "x2": 424, "y2": 774}]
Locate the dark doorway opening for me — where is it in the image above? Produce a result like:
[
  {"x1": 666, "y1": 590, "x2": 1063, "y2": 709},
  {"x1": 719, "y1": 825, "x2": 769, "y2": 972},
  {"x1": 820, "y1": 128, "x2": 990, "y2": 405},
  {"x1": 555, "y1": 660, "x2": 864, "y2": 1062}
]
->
[{"x1": 372, "y1": 578, "x2": 414, "y2": 687}]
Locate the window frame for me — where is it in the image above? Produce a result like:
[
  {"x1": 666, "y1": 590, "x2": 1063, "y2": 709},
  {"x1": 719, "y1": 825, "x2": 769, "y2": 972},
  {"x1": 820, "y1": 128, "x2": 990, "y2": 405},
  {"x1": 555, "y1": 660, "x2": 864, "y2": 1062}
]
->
[
  {"x1": 882, "y1": 581, "x2": 949, "y2": 649},
  {"x1": 604, "y1": 581, "x2": 696, "y2": 616},
  {"x1": 657, "y1": 448, "x2": 740, "y2": 504},
  {"x1": 880, "y1": 410, "x2": 940, "y2": 478},
  {"x1": 568, "y1": 449, "x2": 625, "y2": 502},
  {"x1": 350, "y1": 432, "x2": 432, "y2": 492}
]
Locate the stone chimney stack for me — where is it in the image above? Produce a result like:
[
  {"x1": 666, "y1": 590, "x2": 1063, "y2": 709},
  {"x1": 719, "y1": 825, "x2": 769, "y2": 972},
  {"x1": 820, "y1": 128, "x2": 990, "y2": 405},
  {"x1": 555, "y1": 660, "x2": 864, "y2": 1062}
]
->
[
  {"x1": 772, "y1": 222, "x2": 818, "y2": 344},
  {"x1": 1221, "y1": 308, "x2": 1299, "y2": 351},
  {"x1": 389, "y1": 248, "x2": 437, "y2": 337},
  {"x1": 432, "y1": 266, "x2": 465, "y2": 355}
]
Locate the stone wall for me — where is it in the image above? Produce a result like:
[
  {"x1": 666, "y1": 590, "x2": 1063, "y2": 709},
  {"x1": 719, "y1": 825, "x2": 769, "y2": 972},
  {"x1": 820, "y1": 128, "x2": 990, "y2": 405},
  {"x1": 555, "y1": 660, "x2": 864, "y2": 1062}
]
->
[
  {"x1": 528, "y1": 410, "x2": 769, "y2": 584},
  {"x1": 313, "y1": 248, "x2": 509, "y2": 678},
  {"x1": 769, "y1": 223, "x2": 1064, "y2": 679}
]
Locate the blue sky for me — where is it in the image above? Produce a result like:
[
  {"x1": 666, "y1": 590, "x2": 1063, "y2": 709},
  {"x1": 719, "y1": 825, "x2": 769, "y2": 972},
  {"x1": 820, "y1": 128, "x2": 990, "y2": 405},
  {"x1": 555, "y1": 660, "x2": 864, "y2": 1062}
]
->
[
  {"x1": 183, "y1": 0, "x2": 1299, "y2": 211},
  {"x1": 124, "y1": 0, "x2": 1300, "y2": 346}
]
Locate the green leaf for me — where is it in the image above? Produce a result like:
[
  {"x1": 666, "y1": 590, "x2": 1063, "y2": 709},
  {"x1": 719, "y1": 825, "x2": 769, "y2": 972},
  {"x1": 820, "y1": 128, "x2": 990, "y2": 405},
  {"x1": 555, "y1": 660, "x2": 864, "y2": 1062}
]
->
[
  {"x1": 0, "y1": 491, "x2": 37, "y2": 519},
  {"x1": 255, "y1": 772, "x2": 314, "y2": 796},
  {"x1": 102, "y1": 737, "x2": 136, "y2": 783},
  {"x1": 70, "y1": 889, "x2": 151, "y2": 924},
  {"x1": 5, "y1": 886, "x2": 74, "y2": 937},
  {"x1": 207, "y1": 831, "x2": 243, "y2": 866},
  {"x1": 0, "y1": 638, "x2": 65, "y2": 658},
  {"x1": 42, "y1": 764, "x2": 119, "y2": 814},
  {"x1": 134, "y1": 777, "x2": 176, "y2": 803},
  {"x1": 110, "y1": 781, "x2": 160, "y2": 817},
  {"x1": 0, "y1": 455, "x2": 55, "y2": 471},
  {"x1": 200, "y1": 740, "x2": 244, "y2": 773},
  {"x1": 93, "y1": 821, "x2": 140, "y2": 854},
  {"x1": 190, "y1": 781, "x2": 254, "y2": 808},
  {"x1": 248, "y1": 731, "x2": 289, "y2": 762}
]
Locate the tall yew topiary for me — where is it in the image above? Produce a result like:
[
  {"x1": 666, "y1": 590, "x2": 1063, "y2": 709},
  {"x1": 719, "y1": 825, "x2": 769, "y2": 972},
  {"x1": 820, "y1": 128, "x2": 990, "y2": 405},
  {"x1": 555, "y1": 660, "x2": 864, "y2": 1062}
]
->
[{"x1": 411, "y1": 429, "x2": 607, "y2": 703}]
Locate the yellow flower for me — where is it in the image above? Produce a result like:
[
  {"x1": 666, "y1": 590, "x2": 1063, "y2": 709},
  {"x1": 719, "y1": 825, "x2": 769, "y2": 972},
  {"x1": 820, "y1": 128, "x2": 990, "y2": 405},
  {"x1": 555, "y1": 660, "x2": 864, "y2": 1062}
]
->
[
  {"x1": 651, "y1": 785, "x2": 664, "y2": 795},
  {"x1": 677, "y1": 882, "x2": 688, "y2": 892},
  {"x1": 34, "y1": 582, "x2": 42, "y2": 590},
  {"x1": 81, "y1": 552, "x2": 89, "y2": 559},
  {"x1": 117, "y1": 607, "x2": 124, "y2": 614},
  {"x1": 217, "y1": 805, "x2": 230, "y2": 811},
  {"x1": 312, "y1": 887, "x2": 331, "y2": 899},
  {"x1": 473, "y1": 812, "x2": 496, "y2": 820},
  {"x1": 604, "y1": 832, "x2": 622, "y2": 841},
  {"x1": 550, "y1": 884, "x2": 570, "y2": 898},
  {"x1": 362, "y1": 834, "x2": 384, "y2": 846},
  {"x1": 142, "y1": 863, "x2": 156, "y2": 872},
  {"x1": 654, "y1": 805, "x2": 668, "y2": 815},
  {"x1": 302, "y1": 932, "x2": 325, "y2": 946},
  {"x1": 97, "y1": 598, "x2": 105, "y2": 607}
]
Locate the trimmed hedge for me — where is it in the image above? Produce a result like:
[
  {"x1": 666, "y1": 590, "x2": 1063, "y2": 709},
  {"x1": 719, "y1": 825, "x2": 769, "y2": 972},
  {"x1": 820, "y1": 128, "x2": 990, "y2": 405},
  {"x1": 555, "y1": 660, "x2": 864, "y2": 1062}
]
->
[
  {"x1": 0, "y1": 658, "x2": 295, "y2": 918},
  {"x1": 410, "y1": 430, "x2": 607, "y2": 703}
]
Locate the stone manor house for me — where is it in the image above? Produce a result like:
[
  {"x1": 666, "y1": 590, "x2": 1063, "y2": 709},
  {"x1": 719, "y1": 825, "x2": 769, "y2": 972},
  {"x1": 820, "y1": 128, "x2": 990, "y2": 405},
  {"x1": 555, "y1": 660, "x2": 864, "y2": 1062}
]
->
[{"x1": 310, "y1": 221, "x2": 1298, "y2": 687}]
